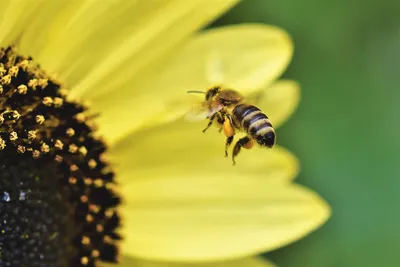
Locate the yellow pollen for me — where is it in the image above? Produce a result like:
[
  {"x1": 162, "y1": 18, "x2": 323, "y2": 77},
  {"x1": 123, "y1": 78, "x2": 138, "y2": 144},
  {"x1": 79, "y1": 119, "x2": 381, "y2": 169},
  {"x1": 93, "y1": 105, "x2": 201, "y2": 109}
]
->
[
  {"x1": 69, "y1": 177, "x2": 77, "y2": 184},
  {"x1": 0, "y1": 137, "x2": 6, "y2": 150},
  {"x1": 9, "y1": 131, "x2": 18, "y2": 141},
  {"x1": 84, "y1": 178, "x2": 92, "y2": 185},
  {"x1": 1, "y1": 74, "x2": 12, "y2": 85},
  {"x1": 82, "y1": 236, "x2": 91, "y2": 245},
  {"x1": 104, "y1": 235, "x2": 113, "y2": 244},
  {"x1": 69, "y1": 144, "x2": 78, "y2": 153},
  {"x1": 35, "y1": 115, "x2": 45, "y2": 124},
  {"x1": 105, "y1": 209, "x2": 114, "y2": 218},
  {"x1": 40, "y1": 143, "x2": 50, "y2": 153},
  {"x1": 42, "y1": 96, "x2": 53, "y2": 106},
  {"x1": 80, "y1": 195, "x2": 88, "y2": 203},
  {"x1": 70, "y1": 164, "x2": 79, "y2": 172},
  {"x1": 17, "y1": 59, "x2": 29, "y2": 70},
  {"x1": 75, "y1": 113, "x2": 86, "y2": 123},
  {"x1": 27, "y1": 78, "x2": 38, "y2": 89},
  {"x1": 89, "y1": 204, "x2": 100, "y2": 213},
  {"x1": 92, "y1": 250, "x2": 100, "y2": 258},
  {"x1": 54, "y1": 154, "x2": 63, "y2": 162},
  {"x1": 8, "y1": 66, "x2": 19, "y2": 77},
  {"x1": 27, "y1": 130, "x2": 37, "y2": 140},
  {"x1": 14, "y1": 111, "x2": 21, "y2": 120},
  {"x1": 66, "y1": 128, "x2": 75, "y2": 137},
  {"x1": 88, "y1": 159, "x2": 97, "y2": 169},
  {"x1": 17, "y1": 145, "x2": 26, "y2": 153},
  {"x1": 81, "y1": 256, "x2": 89, "y2": 265},
  {"x1": 54, "y1": 139, "x2": 64, "y2": 150},
  {"x1": 0, "y1": 64, "x2": 6, "y2": 75},
  {"x1": 17, "y1": 84, "x2": 28, "y2": 94},
  {"x1": 32, "y1": 150, "x2": 40, "y2": 159},
  {"x1": 38, "y1": 78, "x2": 48, "y2": 88},
  {"x1": 53, "y1": 97, "x2": 63, "y2": 107},
  {"x1": 94, "y1": 179, "x2": 104, "y2": 187},
  {"x1": 79, "y1": 146, "x2": 88, "y2": 156},
  {"x1": 96, "y1": 224, "x2": 104, "y2": 232},
  {"x1": 86, "y1": 214, "x2": 94, "y2": 222}
]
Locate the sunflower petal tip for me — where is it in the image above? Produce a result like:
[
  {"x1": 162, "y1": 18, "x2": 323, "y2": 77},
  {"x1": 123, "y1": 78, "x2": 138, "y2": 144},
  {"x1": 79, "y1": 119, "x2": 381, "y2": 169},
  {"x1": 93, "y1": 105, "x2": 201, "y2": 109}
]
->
[
  {"x1": 309, "y1": 187, "x2": 332, "y2": 228},
  {"x1": 276, "y1": 146, "x2": 301, "y2": 181},
  {"x1": 319, "y1": 195, "x2": 332, "y2": 221}
]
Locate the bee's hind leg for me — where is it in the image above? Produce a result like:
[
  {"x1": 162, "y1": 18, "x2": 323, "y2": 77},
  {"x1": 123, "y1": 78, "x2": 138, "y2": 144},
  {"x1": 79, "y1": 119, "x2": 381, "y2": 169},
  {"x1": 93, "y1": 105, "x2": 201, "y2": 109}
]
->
[
  {"x1": 232, "y1": 136, "x2": 254, "y2": 165},
  {"x1": 222, "y1": 114, "x2": 235, "y2": 157},
  {"x1": 225, "y1": 136, "x2": 234, "y2": 157}
]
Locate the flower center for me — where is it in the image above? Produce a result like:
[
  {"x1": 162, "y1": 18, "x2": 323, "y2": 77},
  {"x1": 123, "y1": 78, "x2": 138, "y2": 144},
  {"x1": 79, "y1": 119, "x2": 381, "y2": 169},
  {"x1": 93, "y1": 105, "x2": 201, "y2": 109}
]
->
[{"x1": 0, "y1": 46, "x2": 120, "y2": 267}]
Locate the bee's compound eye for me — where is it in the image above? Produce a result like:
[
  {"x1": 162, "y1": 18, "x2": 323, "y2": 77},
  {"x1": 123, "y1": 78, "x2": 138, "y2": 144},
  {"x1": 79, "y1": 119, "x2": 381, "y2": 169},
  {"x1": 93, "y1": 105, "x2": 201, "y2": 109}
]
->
[
  {"x1": 205, "y1": 91, "x2": 213, "y2": 101},
  {"x1": 259, "y1": 131, "x2": 275, "y2": 148},
  {"x1": 206, "y1": 87, "x2": 220, "y2": 100}
]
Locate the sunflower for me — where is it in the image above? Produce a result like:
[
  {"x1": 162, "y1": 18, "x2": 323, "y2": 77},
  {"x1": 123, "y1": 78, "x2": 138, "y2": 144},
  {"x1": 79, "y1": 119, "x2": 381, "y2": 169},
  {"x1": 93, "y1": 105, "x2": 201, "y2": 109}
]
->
[{"x1": 0, "y1": 1, "x2": 330, "y2": 267}]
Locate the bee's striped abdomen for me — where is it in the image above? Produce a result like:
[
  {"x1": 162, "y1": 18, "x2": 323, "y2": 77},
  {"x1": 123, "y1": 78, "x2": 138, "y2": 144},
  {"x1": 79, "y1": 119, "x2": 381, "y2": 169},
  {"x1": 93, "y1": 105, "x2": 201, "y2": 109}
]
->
[{"x1": 232, "y1": 104, "x2": 275, "y2": 147}]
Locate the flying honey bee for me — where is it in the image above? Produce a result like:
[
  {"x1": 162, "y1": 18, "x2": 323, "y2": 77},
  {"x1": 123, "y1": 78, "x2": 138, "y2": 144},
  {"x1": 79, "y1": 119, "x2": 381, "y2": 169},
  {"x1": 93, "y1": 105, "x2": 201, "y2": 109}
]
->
[{"x1": 186, "y1": 86, "x2": 275, "y2": 165}]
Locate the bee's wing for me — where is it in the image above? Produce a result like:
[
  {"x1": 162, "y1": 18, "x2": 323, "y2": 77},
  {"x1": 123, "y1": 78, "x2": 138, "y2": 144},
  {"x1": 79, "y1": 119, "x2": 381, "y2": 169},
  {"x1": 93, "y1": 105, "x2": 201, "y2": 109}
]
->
[
  {"x1": 184, "y1": 103, "x2": 223, "y2": 122},
  {"x1": 184, "y1": 89, "x2": 262, "y2": 122},
  {"x1": 243, "y1": 90, "x2": 265, "y2": 106},
  {"x1": 184, "y1": 104, "x2": 210, "y2": 121}
]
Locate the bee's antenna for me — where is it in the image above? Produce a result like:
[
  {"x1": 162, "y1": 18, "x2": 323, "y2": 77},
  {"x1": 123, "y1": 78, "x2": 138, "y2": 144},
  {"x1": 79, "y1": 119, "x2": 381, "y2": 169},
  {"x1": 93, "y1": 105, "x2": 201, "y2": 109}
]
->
[{"x1": 187, "y1": 90, "x2": 206, "y2": 94}]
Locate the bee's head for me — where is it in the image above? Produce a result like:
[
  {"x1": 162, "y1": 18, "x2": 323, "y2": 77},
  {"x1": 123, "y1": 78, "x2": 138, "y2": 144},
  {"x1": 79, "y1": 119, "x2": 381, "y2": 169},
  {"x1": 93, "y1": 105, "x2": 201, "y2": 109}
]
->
[
  {"x1": 187, "y1": 86, "x2": 221, "y2": 103},
  {"x1": 205, "y1": 86, "x2": 221, "y2": 101}
]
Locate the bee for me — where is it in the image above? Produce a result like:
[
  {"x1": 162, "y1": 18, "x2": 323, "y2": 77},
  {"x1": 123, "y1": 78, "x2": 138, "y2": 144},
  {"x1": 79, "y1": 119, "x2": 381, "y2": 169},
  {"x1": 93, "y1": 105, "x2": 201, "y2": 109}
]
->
[{"x1": 186, "y1": 86, "x2": 275, "y2": 165}]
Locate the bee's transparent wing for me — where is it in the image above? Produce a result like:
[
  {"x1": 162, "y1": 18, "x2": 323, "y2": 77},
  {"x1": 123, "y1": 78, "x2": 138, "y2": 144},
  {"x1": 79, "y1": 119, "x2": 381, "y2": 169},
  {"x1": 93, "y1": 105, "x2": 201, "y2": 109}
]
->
[
  {"x1": 184, "y1": 103, "x2": 210, "y2": 122},
  {"x1": 184, "y1": 103, "x2": 223, "y2": 122},
  {"x1": 245, "y1": 90, "x2": 265, "y2": 106}
]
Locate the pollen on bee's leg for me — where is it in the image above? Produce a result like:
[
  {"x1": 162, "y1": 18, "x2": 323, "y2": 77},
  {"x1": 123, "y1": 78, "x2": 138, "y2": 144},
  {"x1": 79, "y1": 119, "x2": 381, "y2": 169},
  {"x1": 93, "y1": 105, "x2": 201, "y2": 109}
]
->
[
  {"x1": 0, "y1": 46, "x2": 121, "y2": 267},
  {"x1": 243, "y1": 138, "x2": 254, "y2": 149},
  {"x1": 223, "y1": 118, "x2": 235, "y2": 137}
]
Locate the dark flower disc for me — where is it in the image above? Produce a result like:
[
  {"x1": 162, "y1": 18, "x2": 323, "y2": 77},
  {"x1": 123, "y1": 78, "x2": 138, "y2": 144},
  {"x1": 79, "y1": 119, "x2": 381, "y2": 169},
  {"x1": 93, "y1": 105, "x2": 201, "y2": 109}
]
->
[{"x1": 0, "y1": 46, "x2": 121, "y2": 267}]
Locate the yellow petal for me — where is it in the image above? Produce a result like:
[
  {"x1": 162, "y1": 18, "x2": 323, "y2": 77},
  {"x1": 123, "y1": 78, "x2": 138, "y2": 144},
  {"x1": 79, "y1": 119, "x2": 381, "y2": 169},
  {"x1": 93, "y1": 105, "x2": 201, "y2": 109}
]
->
[
  {"x1": 17, "y1": 1, "x2": 86, "y2": 56},
  {"x1": 92, "y1": 24, "x2": 293, "y2": 144},
  {"x1": 111, "y1": 120, "x2": 299, "y2": 183},
  {"x1": 258, "y1": 80, "x2": 300, "y2": 128},
  {"x1": 120, "y1": 175, "x2": 330, "y2": 261},
  {"x1": 103, "y1": 256, "x2": 276, "y2": 267},
  {"x1": 20, "y1": 0, "x2": 238, "y2": 98},
  {"x1": 0, "y1": 0, "x2": 45, "y2": 45}
]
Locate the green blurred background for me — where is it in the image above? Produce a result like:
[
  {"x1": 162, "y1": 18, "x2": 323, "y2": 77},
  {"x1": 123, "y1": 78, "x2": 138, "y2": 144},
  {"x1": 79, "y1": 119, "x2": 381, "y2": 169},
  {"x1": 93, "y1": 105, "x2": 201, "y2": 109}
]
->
[{"x1": 211, "y1": 1, "x2": 400, "y2": 267}]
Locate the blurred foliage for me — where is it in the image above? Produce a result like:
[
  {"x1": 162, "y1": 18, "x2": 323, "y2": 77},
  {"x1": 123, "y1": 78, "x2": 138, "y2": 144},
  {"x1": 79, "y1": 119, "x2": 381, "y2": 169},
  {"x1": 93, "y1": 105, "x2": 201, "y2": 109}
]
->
[{"x1": 211, "y1": 0, "x2": 400, "y2": 267}]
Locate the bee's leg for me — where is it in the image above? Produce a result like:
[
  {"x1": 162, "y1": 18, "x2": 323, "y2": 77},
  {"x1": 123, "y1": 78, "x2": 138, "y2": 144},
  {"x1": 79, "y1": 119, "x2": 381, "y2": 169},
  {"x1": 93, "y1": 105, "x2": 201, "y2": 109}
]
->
[
  {"x1": 217, "y1": 113, "x2": 224, "y2": 133},
  {"x1": 223, "y1": 114, "x2": 235, "y2": 138},
  {"x1": 232, "y1": 136, "x2": 254, "y2": 165},
  {"x1": 202, "y1": 113, "x2": 217, "y2": 133},
  {"x1": 223, "y1": 114, "x2": 236, "y2": 157},
  {"x1": 225, "y1": 136, "x2": 234, "y2": 157}
]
